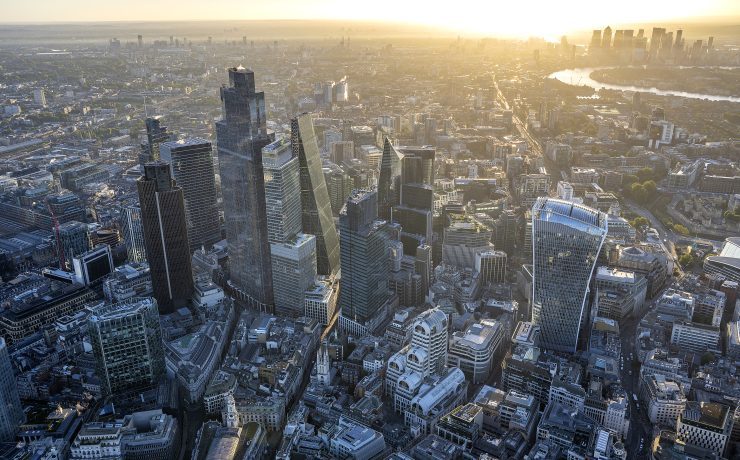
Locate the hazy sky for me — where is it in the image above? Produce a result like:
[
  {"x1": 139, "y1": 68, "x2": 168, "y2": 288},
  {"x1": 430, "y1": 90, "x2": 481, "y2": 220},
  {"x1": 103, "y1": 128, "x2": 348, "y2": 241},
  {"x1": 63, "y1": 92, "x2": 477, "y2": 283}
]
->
[{"x1": 4, "y1": 0, "x2": 740, "y2": 38}]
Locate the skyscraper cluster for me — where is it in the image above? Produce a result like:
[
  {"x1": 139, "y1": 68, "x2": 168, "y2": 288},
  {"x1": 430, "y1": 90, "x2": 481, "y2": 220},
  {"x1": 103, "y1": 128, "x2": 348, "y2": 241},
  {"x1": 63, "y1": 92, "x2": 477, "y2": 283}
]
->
[{"x1": 216, "y1": 67, "x2": 340, "y2": 316}]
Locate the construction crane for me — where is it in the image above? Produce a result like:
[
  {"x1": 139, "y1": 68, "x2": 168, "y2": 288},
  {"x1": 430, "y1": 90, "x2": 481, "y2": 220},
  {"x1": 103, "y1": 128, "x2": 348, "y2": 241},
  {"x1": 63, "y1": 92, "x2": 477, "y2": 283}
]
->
[{"x1": 45, "y1": 198, "x2": 65, "y2": 270}]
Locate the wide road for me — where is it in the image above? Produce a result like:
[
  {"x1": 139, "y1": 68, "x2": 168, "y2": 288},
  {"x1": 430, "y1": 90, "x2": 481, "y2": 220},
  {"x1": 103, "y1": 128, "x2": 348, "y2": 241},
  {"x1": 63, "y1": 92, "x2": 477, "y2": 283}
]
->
[{"x1": 620, "y1": 308, "x2": 651, "y2": 460}]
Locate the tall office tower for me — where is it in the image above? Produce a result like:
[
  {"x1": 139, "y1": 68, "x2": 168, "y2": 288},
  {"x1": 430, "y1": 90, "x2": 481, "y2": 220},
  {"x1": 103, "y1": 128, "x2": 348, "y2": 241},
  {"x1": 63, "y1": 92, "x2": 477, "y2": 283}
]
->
[
  {"x1": 393, "y1": 146, "x2": 436, "y2": 254},
  {"x1": 601, "y1": 26, "x2": 612, "y2": 49},
  {"x1": 139, "y1": 117, "x2": 171, "y2": 167},
  {"x1": 649, "y1": 27, "x2": 666, "y2": 59},
  {"x1": 33, "y1": 88, "x2": 47, "y2": 107},
  {"x1": 324, "y1": 164, "x2": 354, "y2": 215},
  {"x1": 292, "y1": 113, "x2": 340, "y2": 276},
  {"x1": 57, "y1": 221, "x2": 90, "y2": 270},
  {"x1": 397, "y1": 146, "x2": 435, "y2": 186},
  {"x1": 377, "y1": 137, "x2": 402, "y2": 221},
  {"x1": 612, "y1": 30, "x2": 624, "y2": 48},
  {"x1": 476, "y1": 249, "x2": 508, "y2": 284},
  {"x1": 271, "y1": 234, "x2": 317, "y2": 317},
  {"x1": 121, "y1": 206, "x2": 146, "y2": 262},
  {"x1": 674, "y1": 30, "x2": 683, "y2": 51},
  {"x1": 263, "y1": 138, "x2": 302, "y2": 242},
  {"x1": 415, "y1": 244, "x2": 433, "y2": 303},
  {"x1": 531, "y1": 198, "x2": 608, "y2": 353},
  {"x1": 137, "y1": 162, "x2": 193, "y2": 314},
  {"x1": 137, "y1": 34, "x2": 143, "y2": 47},
  {"x1": 159, "y1": 138, "x2": 221, "y2": 252},
  {"x1": 216, "y1": 67, "x2": 275, "y2": 311},
  {"x1": 339, "y1": 190, "x2": 394, "y2": 335},
  {"x1": 88, "y1": 298, "x2": 165, "y2": 395},
  {"x1": 329, "y1": 140, "x2": 354, "y2": 164},
  {"x1": 263, "y1": 138, "x2": 317, "y2": 317},
  {"x1": 0, "y1": 338, "x2": 24, "y2": 441},
  {"x1": 590, "y1": 30, "x2": 602, "y2": 50},
  {"x1": 494, "y1": 209, "x2": 519, "y2": 256}
]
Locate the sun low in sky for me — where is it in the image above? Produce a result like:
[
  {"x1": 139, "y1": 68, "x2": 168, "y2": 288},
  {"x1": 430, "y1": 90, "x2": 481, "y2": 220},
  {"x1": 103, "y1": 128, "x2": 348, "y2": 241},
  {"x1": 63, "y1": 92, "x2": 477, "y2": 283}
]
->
[{"x1": 4, "y1": 0, "x2": 740, "y2": 38}]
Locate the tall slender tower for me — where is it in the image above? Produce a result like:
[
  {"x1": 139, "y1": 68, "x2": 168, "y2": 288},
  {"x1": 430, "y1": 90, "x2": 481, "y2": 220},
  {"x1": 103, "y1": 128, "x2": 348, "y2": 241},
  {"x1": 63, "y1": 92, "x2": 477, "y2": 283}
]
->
[
  {"x1": 377, "y1": 137, "x2": 402, "y2": 221},
  {"x1": 121, "y1": 205, "x2": 146, "y2": 263},
  {"x1": 0, "y1": 338, "x2": 24, "y2": 441},
  {"x1": 263, "y1": 138, "x2": 317, "y2": 317},
  {"x1": 216, "y1": 67, "x2": 275, "y2": 311},
  {"x1": 531, "y1": 198, "x2": 607, "y2": 353},
  {"x1": 160, "y1": 138, "x2": 221, "y2": 252},
  {"x1": 291, "y1": 113, "x2": 340, "y2": 276},
  {"x1": 338, "y1": 189, "x2": 394, "y2": 335},
  {"x1": 137, "y1": 162, "x2": 193, "y2": 313}
]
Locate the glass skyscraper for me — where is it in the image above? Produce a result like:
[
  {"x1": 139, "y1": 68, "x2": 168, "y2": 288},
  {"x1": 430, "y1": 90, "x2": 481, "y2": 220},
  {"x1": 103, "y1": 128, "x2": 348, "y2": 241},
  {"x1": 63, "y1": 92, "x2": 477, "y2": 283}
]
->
[
  {"x1": 160, "y1": 138, "x2": 221, "y2": 252},
  {"x1": 338, "y1": 189, "x2": 394, "y2": 330},
  {"x1": 88, "y1": 298, "x2": 165, "y2": 396},
  {"x1": 263, "y1": 138, "x2": 317, "y2": 317},
  {"x1": 291, "y1": 113, "x2": 340, "y2": 276},
  {"x1": 216, "y1": 67, "x2": 275, "y2": 311},
  {"x1": 263, "y1": 138, "x2": 302, "y2": 243},
  {"x1": 377, "y1": 137, "x2": 402, "y2": 221},
  {"x1": 531, "y1": 197, "x2": 608, "y2": 353},
  {"x1": 137, "y1": 162, "x2": 193, "y2": 313},
  {"x1": 121, "y1": 205, "x2": 146, "y2": 263},
  {"x1": 0, "y1": 337, "x2": 24, "y2": 441}
]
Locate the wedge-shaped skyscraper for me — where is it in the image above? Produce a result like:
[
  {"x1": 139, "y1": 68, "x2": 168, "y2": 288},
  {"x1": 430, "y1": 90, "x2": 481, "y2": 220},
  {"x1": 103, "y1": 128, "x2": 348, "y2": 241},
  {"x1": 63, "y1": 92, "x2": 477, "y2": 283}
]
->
[
  {"x1": 291, "y1": 113, "x2": 340, "y2": 276},
  {"x1": 531, "y1": 197, "x2": 608, "y2": 353}
]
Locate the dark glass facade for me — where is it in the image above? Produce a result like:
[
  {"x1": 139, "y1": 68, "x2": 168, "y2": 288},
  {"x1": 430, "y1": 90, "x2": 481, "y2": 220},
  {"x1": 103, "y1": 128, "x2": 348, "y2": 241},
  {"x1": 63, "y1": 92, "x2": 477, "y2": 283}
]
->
[
  {"x1": 137, "y1": 162, "x2": 193, "y2": 313},
  {"x1": 160, "y1": 138, "x2": 221, "y2": 252},
  {"x1": 216, "y1": 67, "x2": 275, "y2": 311}
]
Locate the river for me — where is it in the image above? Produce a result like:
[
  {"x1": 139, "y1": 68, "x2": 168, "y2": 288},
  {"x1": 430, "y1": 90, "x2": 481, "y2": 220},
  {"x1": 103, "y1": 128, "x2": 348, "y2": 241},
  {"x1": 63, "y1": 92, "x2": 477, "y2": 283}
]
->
[{"x1": 548, "y1": 67, "x2": 740, "y2": 103}]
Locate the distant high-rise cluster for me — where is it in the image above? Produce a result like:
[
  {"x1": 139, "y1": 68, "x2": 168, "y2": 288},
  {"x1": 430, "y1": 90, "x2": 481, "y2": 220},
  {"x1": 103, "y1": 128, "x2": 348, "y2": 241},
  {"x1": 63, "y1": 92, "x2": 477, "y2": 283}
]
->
[{"x1": 589, "y1": 25, "x2": 715, "y2": 62}]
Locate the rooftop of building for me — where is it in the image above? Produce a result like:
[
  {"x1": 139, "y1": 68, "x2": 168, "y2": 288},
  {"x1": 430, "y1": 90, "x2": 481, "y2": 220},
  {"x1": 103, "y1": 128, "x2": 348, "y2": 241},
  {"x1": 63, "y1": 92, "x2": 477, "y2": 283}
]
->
[{"x1": 682, "y1": 402, "x2": 730, "y2": 430}]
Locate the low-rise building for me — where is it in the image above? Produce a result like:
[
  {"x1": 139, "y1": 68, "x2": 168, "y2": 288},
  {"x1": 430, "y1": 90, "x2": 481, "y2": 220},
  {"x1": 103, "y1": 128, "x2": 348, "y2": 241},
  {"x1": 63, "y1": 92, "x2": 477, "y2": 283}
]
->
[
  {"x1": 640, "y1": 373, "x2": 687, "y2": 428},
  {"x1": 670, "y1": 320, "x2": 721, "y2": 354},
  {"x1": 329, "y1": 418, "x2": 386, "y2": 460},
  {"x1": 676, "y1": 402, "x2": 732, "y2": 457},
  {"x1": 447, "y1": 319, "x2": 505, "y2": 384}
]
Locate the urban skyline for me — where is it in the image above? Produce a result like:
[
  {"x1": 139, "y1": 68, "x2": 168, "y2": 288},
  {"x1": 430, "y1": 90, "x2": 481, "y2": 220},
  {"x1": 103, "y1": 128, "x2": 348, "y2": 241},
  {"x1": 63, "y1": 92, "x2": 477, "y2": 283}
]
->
[{"x1": 0, "y1": 9, "x2": 738, "y2": 460}]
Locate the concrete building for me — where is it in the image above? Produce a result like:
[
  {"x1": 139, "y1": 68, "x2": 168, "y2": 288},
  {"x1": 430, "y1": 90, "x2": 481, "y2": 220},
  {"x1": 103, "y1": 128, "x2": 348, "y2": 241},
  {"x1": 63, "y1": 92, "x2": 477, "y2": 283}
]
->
[
  {"x1": 103, "y1": 262, "x2": 152, "y2": 303},
  {"x1": 442, "y1": 217, "x2": 492, "y2": 270},
  {"x1": 592, "y1": 266, "x2": 647, "y2": 322},
  {"x1": 304, "y1": 278, "x2": 338, "y2": 326},
  {"x1": 436, "y1": 403, "x2": 483, "y2": 450},
  {"x1": 640, "y1": 373, "x2": 687, "y2": 428},
  {"x1": 475, "y1": 250, "x2": 508, "y2": 284},
  {"x1": 670, "y1": 320, "x2": 721, "y2": 354},
  {"x1": 329, "y1": 418, "x2": 386, "y2": 460},
  {"x1": 270, "y1": 233, "x2": 317, "y2": 318},
  {"x1": 447, "y1": 319, "x2": 504, "y2": 384},
  {"x1": 676, "y1": 402, "x2": 731, "y2": 457}
]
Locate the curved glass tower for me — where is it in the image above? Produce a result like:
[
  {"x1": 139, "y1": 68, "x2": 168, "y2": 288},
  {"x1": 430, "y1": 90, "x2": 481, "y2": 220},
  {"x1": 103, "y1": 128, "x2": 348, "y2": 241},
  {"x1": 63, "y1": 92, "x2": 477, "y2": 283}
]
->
[{"x1": 531, "y1": 197, "x2": 608, "y2": 353}]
